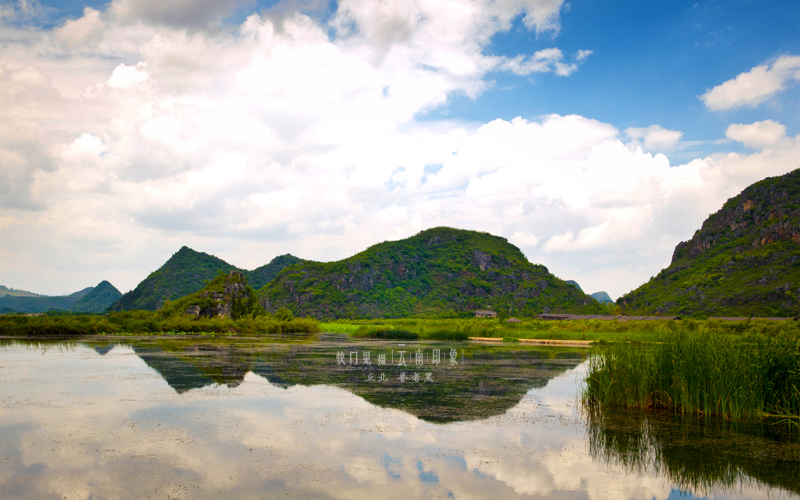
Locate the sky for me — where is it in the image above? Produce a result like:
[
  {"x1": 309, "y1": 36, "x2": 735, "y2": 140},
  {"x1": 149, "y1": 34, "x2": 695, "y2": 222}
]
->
[{"x1": 1, "y1": 0, "x2": 799, "y2": 299}]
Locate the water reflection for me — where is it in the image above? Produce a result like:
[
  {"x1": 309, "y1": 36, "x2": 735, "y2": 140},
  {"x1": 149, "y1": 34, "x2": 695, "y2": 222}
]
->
[
  {"x1": 120, "y1": 338, "x2": 584, "y2": 422},
  {"x1": 0, "y1": 338, "x2": 797, "y2": 500},
  {"x1": 586, "y1": 405, "x2": 800, "y2": 496}
]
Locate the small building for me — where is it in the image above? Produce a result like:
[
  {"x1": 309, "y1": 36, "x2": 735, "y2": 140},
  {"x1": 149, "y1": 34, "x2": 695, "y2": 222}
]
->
[
  {"x1": 505, "y1": 317, "x2": 521, "y2": 323},
  {"x1": 474, "y1": 310, "x2": 497, "y2": 318}
]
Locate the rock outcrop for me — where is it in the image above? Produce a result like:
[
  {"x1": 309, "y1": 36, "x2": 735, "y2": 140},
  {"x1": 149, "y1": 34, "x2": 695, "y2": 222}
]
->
[{"x1": 183, "y1": 271, "x2": 253, "y2": 319}]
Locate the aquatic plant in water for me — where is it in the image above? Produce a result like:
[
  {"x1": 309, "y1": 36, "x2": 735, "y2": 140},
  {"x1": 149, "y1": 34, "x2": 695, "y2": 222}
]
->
[{"x1": 583, "y1": 328, "x2": 800, "y2": 422}]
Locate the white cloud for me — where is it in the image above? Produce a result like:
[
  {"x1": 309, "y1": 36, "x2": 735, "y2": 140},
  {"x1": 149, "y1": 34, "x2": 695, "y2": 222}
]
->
[
  {"x1": 511, "y1": 231, "x2": 540, "y2": 248},
  {"x1": 575, "y1": 49, "x2": 592, "y2": 62},
  {"x1": 107, "y1": 61, "x2": 150, "y2": 89},
  {"x1": 0, "y1": 0, "x2": 40, "y2": 22},
  {"x1": 625, "y1": 125, "x2": 683, "y2": 152},
  {"x1": 700, "y1": 54, "x2": 800, "y2": 110},
  {"x1": 725, "y1": 119, "x2": 787, "y2": 149},
  {"x1": 500, "y1": 47, "x2": 590, "y2": 76},
  {"x1": 55, "y1": 7, "x2": 106, "y2": 47}
]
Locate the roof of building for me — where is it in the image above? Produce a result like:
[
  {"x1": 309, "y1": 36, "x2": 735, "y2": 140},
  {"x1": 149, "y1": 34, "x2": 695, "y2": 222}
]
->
[
  {"x1": 537, "y1": 314, "x2": 681, "y2": 321},
  {"x1": 505, "y1": 317, "x2": 522, "y2": 323}
]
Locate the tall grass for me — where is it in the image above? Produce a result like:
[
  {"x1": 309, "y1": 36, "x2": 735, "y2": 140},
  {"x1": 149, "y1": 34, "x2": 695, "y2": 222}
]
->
[
  {"x1": 583, "y1": 328, "x2": 800, "y2": 421},
  {"x1": 0, "y1": 311, "x2": 320, "y2": 336}
]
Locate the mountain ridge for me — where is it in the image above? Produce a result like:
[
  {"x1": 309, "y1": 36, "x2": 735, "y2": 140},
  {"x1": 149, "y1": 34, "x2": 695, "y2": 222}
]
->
[
  {"x1": 0, "y1": 285, "x2": 42, "y2": 298},
  {"x1": 109, "y1": 248, "x2": 303, "y2": 311},
  {"x1": 0, "y1": 287, "x2": 93, "y2": 314}
]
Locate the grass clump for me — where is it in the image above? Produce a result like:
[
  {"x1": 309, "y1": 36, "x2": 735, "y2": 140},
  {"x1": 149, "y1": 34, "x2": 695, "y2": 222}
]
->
[
  {"x1": 351, "y1": 327, "x2": 419, "y2": 340},
  {"x1": 583, "y1": 328, "x2": 800, "y2": 421}
]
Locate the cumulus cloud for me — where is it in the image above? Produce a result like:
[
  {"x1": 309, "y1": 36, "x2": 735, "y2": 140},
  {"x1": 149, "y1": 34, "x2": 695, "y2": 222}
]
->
[
  {"x1": 55, "y1": 7, "x2": 105, "y2": 47},
  {"x1": 625, "y1": 125, "x2": 683, "y2": 152},
  {"x1": 726, "y1": 119, "x2": 787, "y2": 149},
  {"x1": 107, "y1": 61, "x2": 150, "y2": 89},
  {"x1": 700, "y1": 54, "x2": 800, "y2": 110}
]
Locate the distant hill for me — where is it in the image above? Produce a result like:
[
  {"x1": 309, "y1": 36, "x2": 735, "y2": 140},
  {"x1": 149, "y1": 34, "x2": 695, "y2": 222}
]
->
[
  {"x1": 248, "y1": 254, "x2": 303, "y2": 289},
  {"x1": 109, "y1": 247, "x2": 302, "y2": 311},
  {"x1": 591, "y1": 291, "x2": 614, "y2": 304},
  {"x1": 566, "y1": 280, "x2": 583, "y2": 291},
  {"x1": 0, "y1": 285, "x2": 42, "y2": 298},
  {"x1": 72, "y1": 281, "x2": 122, "y2": 313},
  {"x1": 619, "y1": 168, "x2": 800, "y2": 317},
  {"x1": 0, "y1": 287, "x2": 92, "y2": 314},
  {"x1": 260, "y1": 227, "x2": 603, "y2": 318}
]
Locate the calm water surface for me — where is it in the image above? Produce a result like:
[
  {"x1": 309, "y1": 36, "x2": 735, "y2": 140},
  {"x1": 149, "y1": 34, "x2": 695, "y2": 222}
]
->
[{"x1": 0, "y1": 336, "x2": 797, "y2": 499}]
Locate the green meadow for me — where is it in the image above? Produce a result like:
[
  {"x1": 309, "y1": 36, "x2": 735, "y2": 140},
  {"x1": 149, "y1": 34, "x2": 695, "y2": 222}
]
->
[{"x1": 321, "y1": 316, "x2": 800, "y2": 343}]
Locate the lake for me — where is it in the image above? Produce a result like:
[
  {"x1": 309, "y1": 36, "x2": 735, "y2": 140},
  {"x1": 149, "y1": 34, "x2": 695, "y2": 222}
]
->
[{"x1": 0, "y1": 336, "x2": 798, "y2": 499}]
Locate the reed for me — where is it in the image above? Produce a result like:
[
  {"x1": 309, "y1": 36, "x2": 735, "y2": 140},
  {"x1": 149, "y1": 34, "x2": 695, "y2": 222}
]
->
[
  {"x1": 0, "y1": 311, "x2": 320, "y2": 336},
  {"x1": 583, "y1": 328, "x2": 800, "y2": 421}
]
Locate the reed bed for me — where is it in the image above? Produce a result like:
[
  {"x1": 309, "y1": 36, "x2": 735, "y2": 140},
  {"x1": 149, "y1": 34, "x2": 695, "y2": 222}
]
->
[
  {"x1": 0, "y1": 311, "x2": 320, "y2": 336},
  {"x1": 583, "y1": 328, "x2": 800, "y2": 421}
]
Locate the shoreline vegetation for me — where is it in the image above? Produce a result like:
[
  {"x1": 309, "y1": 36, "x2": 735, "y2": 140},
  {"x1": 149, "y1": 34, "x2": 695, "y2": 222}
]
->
[
  {"x1": 583, "y1": 328, "x2": 800, "y2": 424},
  {"x1": 1, "y1": 313, "x2": 797, "y2": 340},
  {"x1": 0, "y1": 311, "x2": 319, "y2": 336}
]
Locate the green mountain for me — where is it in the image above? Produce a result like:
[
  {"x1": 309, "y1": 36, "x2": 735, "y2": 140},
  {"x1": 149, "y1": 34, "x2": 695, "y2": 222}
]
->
[
  {"x1": 248, "y1": 254, "x2": 303, "y2": 289},
  {"x1": 591, "y1": 291, "x2": 614, "y2": 304},
  {"x1": 566, "y1": 280, "x2": 583, "y2": 291},
  {"x1": 110, "y1": 247, "x2": 302, "y2": 311},
  {"x1": 619, "y1": 168, "x2": 800, "y2": 317},
  {"x1": 71, "y1": 281, "x2": 122, "y2": 313},
  {"x1": 260, "y1": 226, "x2": 603, "y2": 318},
  {"x1": 0, "y1": 287, "x2": 93, "y2": 314},
  {"x1": 0, "y1": 285, "x2": 41, "y2": 298}
]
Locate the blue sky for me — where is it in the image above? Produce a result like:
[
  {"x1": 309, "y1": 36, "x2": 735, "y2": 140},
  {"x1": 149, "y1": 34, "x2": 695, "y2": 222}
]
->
[
  {"x1": 441, "y1": 1, "x2": 800, "y2": 155},
  {"x1": 1, "y1": 0, "x2": 799, "y2": 298}
]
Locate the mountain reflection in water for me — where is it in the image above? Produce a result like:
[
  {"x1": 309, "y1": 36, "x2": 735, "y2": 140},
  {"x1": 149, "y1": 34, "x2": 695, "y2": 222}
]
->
[
  {"x1": 123, "y1": 339, "x2": 583, "y2": 422},
  {"x1": 0, "y1": 337, "x2": 797, "y2": 500}
]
